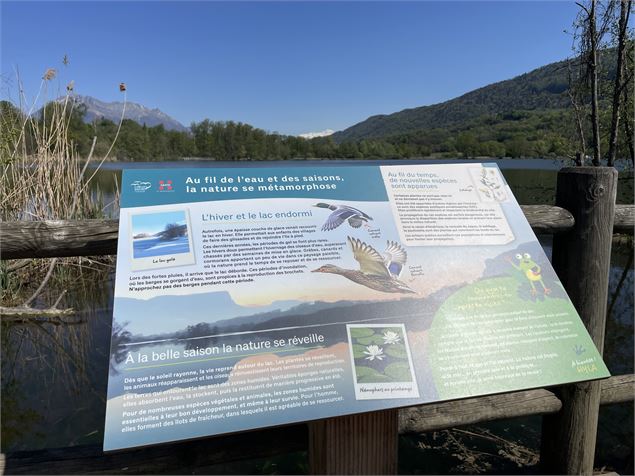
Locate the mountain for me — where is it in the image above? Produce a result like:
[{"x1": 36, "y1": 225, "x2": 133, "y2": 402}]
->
[
  {"x1": 333, "y1": 52, "x2": 616, "y2": 143},
  {"x1": 299, "y1": 129, "x2": 335, "y2": 139},
  {"x1": 115, "y1": 291, "x2": 301, "y2": 335},
  {"x1": 63, "y1": 95, "x2": 188, "y2": 132},
  {"x1": 211, "y1": 299, "x2": 359, "y2": 329}
]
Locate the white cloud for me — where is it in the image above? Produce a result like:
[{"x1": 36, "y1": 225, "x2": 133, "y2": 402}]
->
[{"x1": 298, "y1": 129, "x2": 335, "y2": 139}]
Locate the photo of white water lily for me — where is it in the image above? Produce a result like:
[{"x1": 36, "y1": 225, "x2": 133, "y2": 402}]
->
[
  {"x1": 382, "y1": 330, "x2": 401, "y2": 345},
  {"x1": 364, "y1": 345, "x2": 385, "y2": 361},
  {"x1": 348, "y1": 325, "x2": 414, "y2": 384}
]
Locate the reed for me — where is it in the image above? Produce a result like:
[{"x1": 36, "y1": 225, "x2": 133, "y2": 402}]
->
[
  {"x1": 0, "y1": 62, "x2": 124, "y2": 423},
  {"x1": 0, "y1": 63, "x2": 124, "y2": 290},
  {"x1": 1, "y1": 76, "x2": 103, "y2": 222}
]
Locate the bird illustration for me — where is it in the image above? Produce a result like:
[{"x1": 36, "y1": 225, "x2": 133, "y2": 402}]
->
[
  {"x1": 312, "y1": 237, "x2": 416, "y2": 294},
  {"x1": 313, "y1": 203, "x2": 373, "y2": 231}
]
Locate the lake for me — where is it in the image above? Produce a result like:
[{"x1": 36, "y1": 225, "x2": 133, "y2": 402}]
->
[
  {"x1": 132, "y1": 236, "x2": 190, "y2": 258},
  {"x1": 2, "y1": 158, "x2": 633, "y2": 474}
]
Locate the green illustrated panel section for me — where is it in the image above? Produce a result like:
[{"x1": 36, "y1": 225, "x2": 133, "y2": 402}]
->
[{"x1": 428, "y1": 276, "x2": 610, "y2": 400}]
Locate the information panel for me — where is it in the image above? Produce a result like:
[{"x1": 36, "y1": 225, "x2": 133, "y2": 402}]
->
[{"x1": 104, "y1": 163, "x2": 609, "y2": 451}]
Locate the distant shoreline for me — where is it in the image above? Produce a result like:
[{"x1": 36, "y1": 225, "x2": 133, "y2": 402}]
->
[{"x1": 82, "y1": 157, "x2": 634, "y2": 173}]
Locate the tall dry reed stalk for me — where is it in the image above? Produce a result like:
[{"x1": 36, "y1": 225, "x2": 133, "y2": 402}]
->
[
  {"x1": 0, "y1": 62, "x2": 125, "y2": 419},
  {"x1": 1, "y1": 75, "x2": 117, "y2": 222}
]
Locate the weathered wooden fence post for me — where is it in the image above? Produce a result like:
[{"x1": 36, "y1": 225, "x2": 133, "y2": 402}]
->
[
  {"x1": 309, "y1": 409, "x2": 399, "y2": 474},
  {"x1": 540, "y1": 167, "x2": 618, "y2": 475}
]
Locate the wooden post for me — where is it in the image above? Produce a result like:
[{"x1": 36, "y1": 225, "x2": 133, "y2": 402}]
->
[
  {"x1": 309, "y1": 409, "x2": 398, "y2": 475},
  {"x1": 540, "y1": 167, "x2": 617, "y2": 475}
]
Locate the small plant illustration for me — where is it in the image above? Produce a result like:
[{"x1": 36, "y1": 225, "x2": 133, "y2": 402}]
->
[
  {"x1": 349, "y1": 326, "x2": 413, "y2": 384},
  {"x1": 478, "y1": 168, "x2": 507, "y2": 202}
]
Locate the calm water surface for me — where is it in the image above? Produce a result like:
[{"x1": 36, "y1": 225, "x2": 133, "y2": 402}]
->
[{"x1": 2, "y1": 158, "x2": 633, "y2": 474}]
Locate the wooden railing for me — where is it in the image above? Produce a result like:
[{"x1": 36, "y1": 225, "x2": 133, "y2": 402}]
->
[{"x1": 0, "y1": 167, "x2": 633, "y2": 475}]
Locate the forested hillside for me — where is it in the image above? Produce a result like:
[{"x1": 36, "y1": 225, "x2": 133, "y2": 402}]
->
[
  {"x1": 1, "y1": 49, "x2": 631, "y2": 161},
  {"x1": 328, "y1": 48, "x2": 633, "y2": 161},
  {"x1": 333, "y1": 56, "x2": 577, "y2": 142}
]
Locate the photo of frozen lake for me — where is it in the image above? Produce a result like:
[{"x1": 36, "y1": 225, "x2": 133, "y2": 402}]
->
[
  {"x1": 131, "y1": 210, "x2": 190, "y2": 259},
  {"x1": 132, "y1": 235, "x2": 190, "y2": 258}
]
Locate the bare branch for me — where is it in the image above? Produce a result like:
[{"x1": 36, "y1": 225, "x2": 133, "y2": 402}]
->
[
  {"x1": 576, "y1": 2, "x2": 591, "y2": 16},
  {"x1": 4, "y1": 259, "x2": 31, "y2": 272},
  {"x1": 1, "y1": 306, "x2": 75, "y2": 319},
  {"x1": 51, "y1": 289, "x2": 67, "y2": 309},
  {"x1": 22, "y1": 257, "x2": 58, "y2": 306}
]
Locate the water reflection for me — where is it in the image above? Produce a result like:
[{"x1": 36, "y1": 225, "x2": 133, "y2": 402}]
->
[{"x1": 1, "y1": 270, "x2": 114, "y2": 450}]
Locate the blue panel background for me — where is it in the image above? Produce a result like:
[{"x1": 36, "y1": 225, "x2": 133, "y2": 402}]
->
[{"x1": 121, "y1": 166, "x2": 388, "y2": 208}]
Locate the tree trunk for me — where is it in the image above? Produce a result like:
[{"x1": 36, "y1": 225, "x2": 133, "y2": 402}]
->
[
  {"x1": 607, "y1": 0, "x2": 632, "y2": 166},
  {"x1": 589, "y1": 0, "x2": 602, "y2": 166},
  {"x1": 622, "y1": 71, "x2": 635, "y2": 164},
  {"x1": 568, "y1": 62, "x2": 587, "y2": 159}
]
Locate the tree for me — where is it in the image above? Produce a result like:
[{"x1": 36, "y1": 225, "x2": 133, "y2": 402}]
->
[
  {"x1": 505, "y1": 136, "x2": 531, "y2": 158},
  {"x1": 607, "y1": 0, "x2": 632, "y2": 165},
  {"x1": 621, "y1": 42, "x2": 635, "y2": 163},
  {"x1": 569, "y1": 0, "x2": 634, "y2": 166},
  {"x1": 567, "y1": 58, "x2": 588, "y2": 161},
  {"x1": 587, "y1": 0, "x2": 602, "y2": 165},
  {"x1": 456, "y1": 131, "x2": 478, "y2": 158},
  {"x1": 0, "y1": 100, "x2": 26, "y2": 161}
]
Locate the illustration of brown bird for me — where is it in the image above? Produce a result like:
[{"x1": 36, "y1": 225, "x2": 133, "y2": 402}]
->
[{"x1": 312, "y1": 237, "x2": 415, "y2": 294}]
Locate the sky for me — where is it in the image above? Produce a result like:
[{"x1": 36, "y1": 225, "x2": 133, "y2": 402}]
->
[
  {"x1": 132, "y1": 210, "x2": 187, "y2": 235},
  {"x1": 1, "y1": 1, "x2": 580, "y2": 136}
]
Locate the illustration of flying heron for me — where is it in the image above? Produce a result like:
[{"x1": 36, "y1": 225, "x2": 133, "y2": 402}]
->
[
  {"x1": 313, "y1": 203, "x2": 373, "y2": 231},
  {"x1": 312, "y1": 237, "x2": 416, "y2": 294}
]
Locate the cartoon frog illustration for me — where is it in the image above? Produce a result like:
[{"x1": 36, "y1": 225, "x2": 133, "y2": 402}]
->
[{"x1": 506, "y1": 252, "x2": 551, "y2": 296}]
